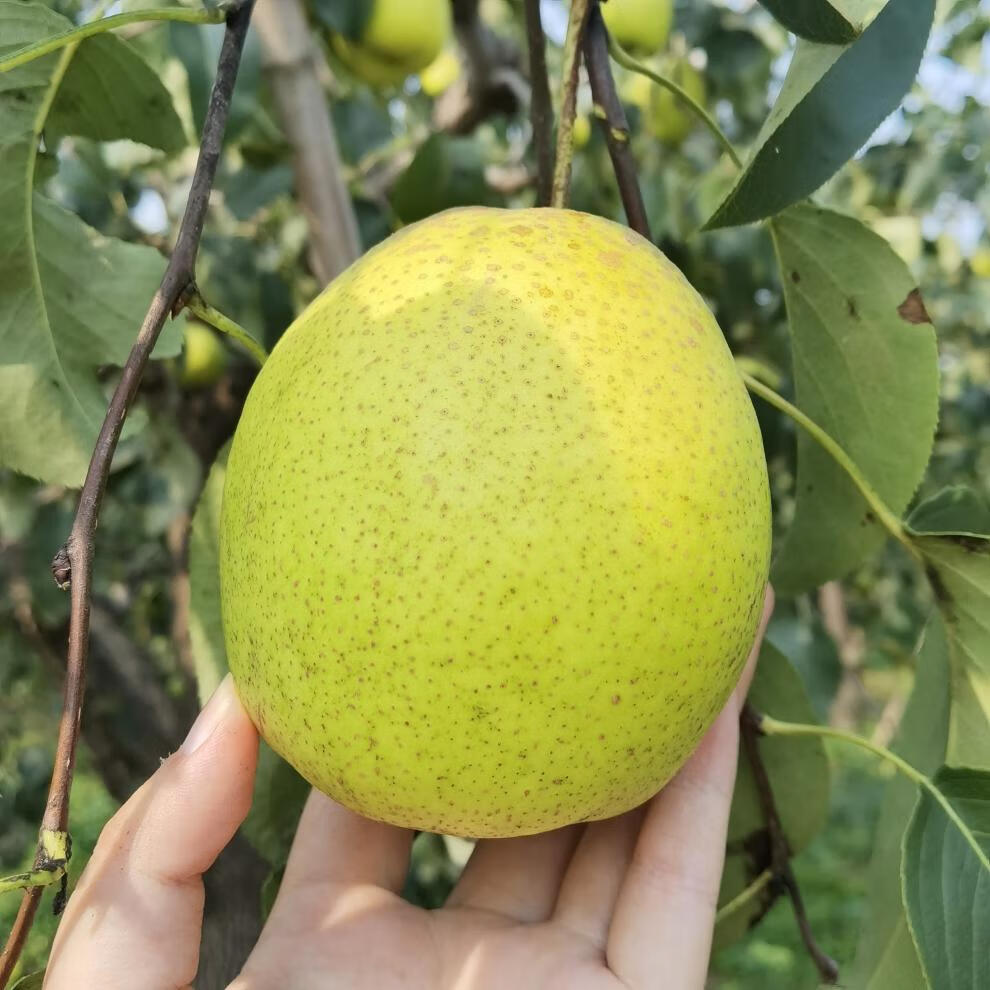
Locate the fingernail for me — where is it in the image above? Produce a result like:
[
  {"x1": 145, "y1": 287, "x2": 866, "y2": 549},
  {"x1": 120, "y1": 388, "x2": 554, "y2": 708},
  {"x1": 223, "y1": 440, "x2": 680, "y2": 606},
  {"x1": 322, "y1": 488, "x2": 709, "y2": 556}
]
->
[{"x1": 181, "y1": 674, "x2": 237, "y2": 754}]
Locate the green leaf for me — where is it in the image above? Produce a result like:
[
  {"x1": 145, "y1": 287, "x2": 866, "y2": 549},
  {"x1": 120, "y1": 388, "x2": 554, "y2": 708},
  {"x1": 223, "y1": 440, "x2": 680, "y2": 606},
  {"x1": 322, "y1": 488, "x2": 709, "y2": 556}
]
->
[
  {"x1": 47, "y1": 33, "x2": 185, "y2": 151},
  {"x1": 768, "y1": 205, "x2": 938, "y2": 593},
  {"x1": 390, "y1": 134, "x2": 503, "y2": 225},
  {"x1": 0, "y1": 3, "x2": 179, "y2": 485},
  {"x1": 850, "y1": 618, "x2": 950, "y2": 989},
  {"x1": 714, "y1": 642, "x2": 830, "y2": 946},
  {"x1": 908, "y1": 487, "x2": 990, "y2": 538},
  {"x1": 757, "y1": 0, "x2": 858, "y2": 43},
  {"x1": 902, "y1": 766, "x2": 990, "y2": 990},
  {"x1": 188, "y1": 444, "x2": 230, "y2": 705},
  {"x1": 908, "y1": 492, "x2": 990, "y2": 771},
  {"x1": 704, "y1": 0, "x2": 935, "y2": 229},
  {"x1": 10, "y1": 971, "x2": 45, "y2": 990}
]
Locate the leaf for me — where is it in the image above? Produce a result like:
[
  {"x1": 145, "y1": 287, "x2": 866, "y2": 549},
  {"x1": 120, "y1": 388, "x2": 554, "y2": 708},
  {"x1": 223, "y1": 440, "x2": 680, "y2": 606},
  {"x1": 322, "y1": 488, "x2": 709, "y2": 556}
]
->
[
  {"x1": 908, "y1": 487, "x2": 990, "y2": 538},
  {"x1": 714, "y1": 642, "x2": 830, "y2": 946},
  {"x1": 0, "y1": 3, "x2": 179, "y2": 485},
  {"x1": 902, "y1": 767, "x2": 990, "y2": 990},
  {"x1": 390, "y1": 134, "x2": 503, "y2": 225},
  {"x1": 907, "y1": 491, "x2": 990, "y2": 771},
  {"x1": 188, "y1": 444, "x2": 230, "y2": 705},
  {"x1": 756, "y1": 0, "x2": 858, "y2": 43},
  {"x1": 850, "y1": 618, "x2": 950, "y2": 989},
  {"x1": 10, "y1": 971, "x2": 45, "y2": 990},
  {"x1": 704, "y1": 0, "x2": 935, "y2": 229},
  {"x1": 768, "y1": 205, "x2": 938, "y2": 593},
  {"x1": 47, "y1": 33, "x2": 185, "y2": 151}
]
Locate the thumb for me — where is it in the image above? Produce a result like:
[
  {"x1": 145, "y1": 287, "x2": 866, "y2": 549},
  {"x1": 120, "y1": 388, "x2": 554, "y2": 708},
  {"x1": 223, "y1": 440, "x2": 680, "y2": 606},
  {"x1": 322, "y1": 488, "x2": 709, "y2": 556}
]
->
[{"x1": 45, "y1": 674, "x2": 259, "y2": 990}]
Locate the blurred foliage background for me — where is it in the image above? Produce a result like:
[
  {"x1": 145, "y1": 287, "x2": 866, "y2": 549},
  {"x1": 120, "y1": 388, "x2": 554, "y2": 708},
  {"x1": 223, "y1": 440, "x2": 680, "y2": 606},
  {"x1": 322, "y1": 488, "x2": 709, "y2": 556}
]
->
[{"x1": 1, "y1": 0, "x2": 988, "y2": 986}]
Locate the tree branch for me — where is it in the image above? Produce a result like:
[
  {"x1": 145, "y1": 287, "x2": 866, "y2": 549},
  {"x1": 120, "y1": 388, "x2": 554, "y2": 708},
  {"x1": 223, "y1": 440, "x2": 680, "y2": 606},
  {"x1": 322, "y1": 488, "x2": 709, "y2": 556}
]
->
[
  {"x1": 551, "y1": 0, "x2": 591, "y2": 208},
  {"x1": 253, "y1": 0, "x2": 360, "y2": 286},
  {"x1": 582, "y1": 4, "x2": 650, "y2": 239},
  {"x1": 0, "y1": 4, "x2": 256, "y2": 985},
  {"x1": 441, "y1": 0, "x2": 526, "y2": 135},
  {"x1": 740, "y1": 704, "x2": 840, "y2": 985},
  {"x1": 523, "y1": 0, "x2": 553, "y2": 205}
]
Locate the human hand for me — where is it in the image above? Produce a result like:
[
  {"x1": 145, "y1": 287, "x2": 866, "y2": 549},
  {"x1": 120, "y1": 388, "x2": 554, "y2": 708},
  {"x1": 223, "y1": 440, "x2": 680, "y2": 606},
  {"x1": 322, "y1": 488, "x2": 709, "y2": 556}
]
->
[{"x1": 45, "y1": 587, "x2": 773, "y2": 990}]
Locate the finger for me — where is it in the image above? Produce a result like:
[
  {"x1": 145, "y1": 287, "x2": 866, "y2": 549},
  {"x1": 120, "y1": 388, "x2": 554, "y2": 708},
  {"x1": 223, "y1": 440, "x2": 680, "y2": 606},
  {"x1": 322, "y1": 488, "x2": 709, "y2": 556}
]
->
[
  {"x1": 552, "y1": 806, "x2": 646, "y2": 947},
  {"x1": 446, "y1": 826, "x2": 583, "y2": 923},
  {"x1": 45, "y1": 675, "x2": 259, "y2": 990},
  {"x1": 606, "y1": 586, "x2": 773, "y2": 989},
  {"x1": 278, "y1": 789, "x2": 414, "y2": 896}
]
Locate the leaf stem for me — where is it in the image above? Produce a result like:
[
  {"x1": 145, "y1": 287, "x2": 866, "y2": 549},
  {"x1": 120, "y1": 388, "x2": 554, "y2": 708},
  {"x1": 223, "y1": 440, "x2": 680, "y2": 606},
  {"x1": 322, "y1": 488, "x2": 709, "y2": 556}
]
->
[
  {"x1": 607, "y1": 37, "x2": 743, "y2": 168},
  {"x1": 186, "y1": 295, "x2": 268, "y2": 366},
  {"x1": 714, "y1": 868, "x2": 773, "y2": 926},
  {"x1": 0, "y1": 7, "x2": 226, "y2": 74},
  {"x1": 550, "y1": 0, "x2": 591, "y2": 208},
  {"x1": 759, "y1": 716, "x2": 990, "y2": 873},
  {"x1": 740, "y1": 371, "x2": 917, "y2": 558},
  {"x1": 0, "y1": 868, "x2": 65, "y2": 897}
]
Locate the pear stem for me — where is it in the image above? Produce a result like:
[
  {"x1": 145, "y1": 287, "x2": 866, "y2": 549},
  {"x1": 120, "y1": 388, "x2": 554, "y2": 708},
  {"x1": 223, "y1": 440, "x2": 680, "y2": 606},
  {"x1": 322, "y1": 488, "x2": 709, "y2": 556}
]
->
[
  {"x1": 186, "y1": 294, "x2": 268, "y2": 367},
  {"x1": 607, "y1": 38, "x2": 743, "y2": 168}
]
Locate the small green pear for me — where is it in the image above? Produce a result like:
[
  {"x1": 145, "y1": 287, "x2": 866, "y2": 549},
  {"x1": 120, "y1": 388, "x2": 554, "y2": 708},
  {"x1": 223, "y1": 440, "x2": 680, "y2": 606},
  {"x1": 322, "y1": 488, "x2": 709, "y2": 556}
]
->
[
  {"x1": 220, "y1": 207, "x2": 770, "y2": 838},
  {"x1": 181, "y1": 321, "x2": 227, "y2": 387},
  {"x1": 331, "y1": 0, "x2": 452, "y2": 88},
  {"x1": 602, "y1": 0, "x2": 674, "y2": 55}
]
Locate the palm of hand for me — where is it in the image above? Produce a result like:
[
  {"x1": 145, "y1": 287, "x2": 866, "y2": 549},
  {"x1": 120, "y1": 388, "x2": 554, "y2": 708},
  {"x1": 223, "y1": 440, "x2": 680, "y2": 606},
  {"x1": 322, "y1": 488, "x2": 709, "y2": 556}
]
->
[
  {"x1": 237, "y1": 878, "x2": 625, "y2": 990},
  {"x1": 232, "y1": 702, "x2": 739, "y2": 990}
]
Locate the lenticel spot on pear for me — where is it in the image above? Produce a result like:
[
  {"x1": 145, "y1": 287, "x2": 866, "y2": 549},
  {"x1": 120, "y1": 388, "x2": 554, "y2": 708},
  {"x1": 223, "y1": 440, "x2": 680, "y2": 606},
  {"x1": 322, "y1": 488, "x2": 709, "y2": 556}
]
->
[{"x1": 219, "y1": 207, "x2": 771, "y2": 838}]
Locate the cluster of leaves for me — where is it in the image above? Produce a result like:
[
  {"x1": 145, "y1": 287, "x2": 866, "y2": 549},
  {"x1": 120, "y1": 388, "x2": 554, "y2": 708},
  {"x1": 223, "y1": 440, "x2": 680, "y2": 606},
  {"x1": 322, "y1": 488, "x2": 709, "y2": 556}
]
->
[{"x1": 1, "y1": 0, "x2": 989, "y2": 987}]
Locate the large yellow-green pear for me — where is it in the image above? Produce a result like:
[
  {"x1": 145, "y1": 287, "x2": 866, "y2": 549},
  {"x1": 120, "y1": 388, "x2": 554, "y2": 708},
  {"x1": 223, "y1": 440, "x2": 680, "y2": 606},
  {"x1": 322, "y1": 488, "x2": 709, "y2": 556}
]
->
[
  {"x1": 602, "y1": 0, "x2": 673, "y2": 55},
  {"x1": 220, "y1": 207, "x2": 770, "y2": 838},
  {"x1": 331, "y1": 0, "x2": 452, "y2": 88}
]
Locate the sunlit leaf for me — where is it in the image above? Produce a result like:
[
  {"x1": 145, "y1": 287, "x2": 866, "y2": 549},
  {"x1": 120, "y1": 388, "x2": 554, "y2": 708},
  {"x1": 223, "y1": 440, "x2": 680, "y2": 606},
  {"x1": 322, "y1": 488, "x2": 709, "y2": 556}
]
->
[{"x1": 705, "y1": 0, "x2": 935, "y2": 229}]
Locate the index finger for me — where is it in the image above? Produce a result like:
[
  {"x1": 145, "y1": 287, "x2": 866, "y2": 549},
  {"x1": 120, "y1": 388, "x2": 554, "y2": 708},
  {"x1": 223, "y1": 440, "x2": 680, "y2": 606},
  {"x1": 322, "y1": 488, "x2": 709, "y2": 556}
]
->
[{"x1": 606, "y1": 586, "x2": 774, "y2": 989}]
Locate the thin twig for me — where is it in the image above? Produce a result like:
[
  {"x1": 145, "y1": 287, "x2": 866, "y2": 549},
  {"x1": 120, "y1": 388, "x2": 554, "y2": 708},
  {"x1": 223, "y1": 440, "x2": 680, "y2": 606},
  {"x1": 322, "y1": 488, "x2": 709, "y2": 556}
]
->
[
  {"x1": 740, "y1": 704, "x2": 840, "y2": 985},
  {"x1": 550, "y1": 0, "x2": 591, "y2": 208},
  {"x1": 522, "y1": 0, "x2": 553, "y2": 206},
  {"x1": 0, "y1": 4, "x2": 255, "y2": 985},
  {"x1": 582, "y1": 4, "x2": 650, "y2": 239}
]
